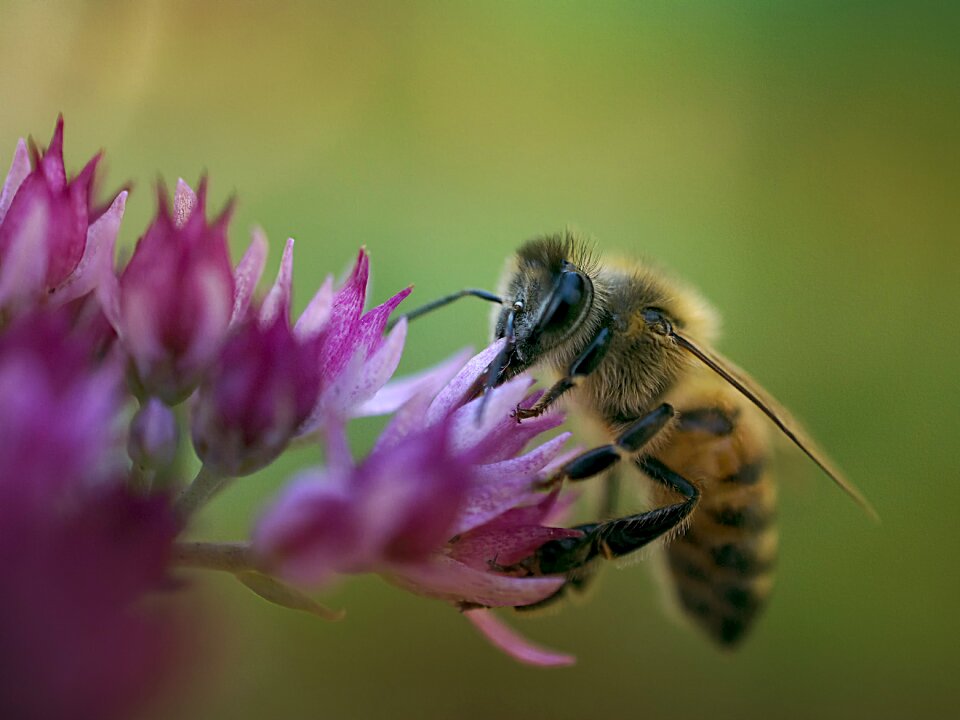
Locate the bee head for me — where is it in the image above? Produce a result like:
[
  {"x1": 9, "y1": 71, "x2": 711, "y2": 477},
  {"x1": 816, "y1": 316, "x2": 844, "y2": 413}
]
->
[{"x1": 493, "y1": 234, "x2": 596, "y2": 377}]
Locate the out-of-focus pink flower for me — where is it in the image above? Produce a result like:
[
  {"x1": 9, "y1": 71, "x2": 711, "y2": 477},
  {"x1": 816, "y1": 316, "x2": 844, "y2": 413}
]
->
[
  {"x1": 0, "y1": 483, "x2": 180, "y2": 720},
  {"x1": 0, "y1": 117, "x2": 126, "y2": 316},
  {"x1": 192, "y1": 238, "x2": 324, "y2": 477},
  {"x1": 255, "y1": 341, "x2": 582, "y2": 665},
  {"x1": 116, "y1": 180, "x2": 235, "y2": 404},
  {"x1": 129, "y1": 397, "x2": 179, "y2": 472},
  {"x1": 0, "y1": 309, "x2": 123, "y2": 500},
  {"x1": 0, "y1": 307, "x2": 182, "y2": 719}
]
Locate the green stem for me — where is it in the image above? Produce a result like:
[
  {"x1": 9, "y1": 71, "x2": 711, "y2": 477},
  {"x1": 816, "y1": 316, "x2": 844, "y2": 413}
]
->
[
  {"x1": 174, "y1": 464, "x2": 231, "y2": 518},
  {"x1": 170, "y1": 541, "x2": 256, "y2": 573}
]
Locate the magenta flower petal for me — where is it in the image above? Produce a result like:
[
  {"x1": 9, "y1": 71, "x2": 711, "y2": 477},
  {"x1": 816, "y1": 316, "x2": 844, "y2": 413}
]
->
[
  {"x1": 192, "y1": 310, "x2": 322, "y2": 477},
  {"x1": 0, "y1": 138, "x2": 30, "y2": 224},
  {"x1": 463, "y1": 610, "x2": 575, "y2": 667},
  {"x1": 51, "y1": 190, "x2": 126, "y2": 307},
  {"x1": 449, "y1": 520, "x2": 583, "y2": 569},
  {"x1": 296, "y1": 252, "x2": 412, "y2": 431},
  {"x1": 118, "y1": 181, "x2": 236, "y2": 402},
  {"x1": 385, "y1": 555, "x2": 564, "y2": 607},
  {"x1": 232, "y1": 227, "x2": 269, "y2": 325},
  {"x1": 316, "y1": 248, "x2": 369, "y2": 377}
]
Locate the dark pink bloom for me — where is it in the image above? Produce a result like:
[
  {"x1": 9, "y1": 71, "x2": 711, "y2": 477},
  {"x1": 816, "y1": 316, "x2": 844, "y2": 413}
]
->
[
  {"x1": 0, "y1": 117, "x2": 126, "y2": 315},
  {"x1": 0, "y1": 484, "x2": 180, "y2": 720},
  {"x1": 192, "y1": 239, "x2": 324, "y2": 476},
  {"x1": 116, "y1": 180, "x2": 235, "y2": 403},
  {"x1": 255, "y1": 341, "x2": 582, "y2": 665}
]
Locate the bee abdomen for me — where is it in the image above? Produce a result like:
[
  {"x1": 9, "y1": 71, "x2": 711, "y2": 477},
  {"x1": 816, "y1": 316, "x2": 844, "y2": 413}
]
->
[
  {"x1": 664, "y1": 469, "x2": 777, "y2": 648},
  {"x1": 651, "y1": 399, "x2": 777, "y2": 648}
]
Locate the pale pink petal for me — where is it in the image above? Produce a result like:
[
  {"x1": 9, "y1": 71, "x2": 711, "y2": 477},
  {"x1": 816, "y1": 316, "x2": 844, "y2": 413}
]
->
[
  {"x1": 426, "y1": 340, "x2": 504, "y2": 425},
  {"x1": 344, "y1": 319, "x2": 407, "y2": 416},
  {"x1": 448, "y1": 376, "x2": 533, "y2": 455},
  {"x1": 0, "y1": 139, "x2": 30, "y2": 224},
  {"x1": 51, "y1": 191, "x2": 126, "y2": 305},
  {"x1": 370, "y1": 392, "x2": 437, "y2": 453},
  {"x1": 0, "y1": 202, "x2": 48, "y2": 309},
  {"x1": 384, "y1": 555, "x2": 564, "y2": 608},
  {"x1": 453, "y1": 432, "x2": 572, "y2": 534},
  {"x1": 296, "y1": 350, "x2": 366, "y2": 435},
  {"x1": 180, "y1": 269, "x2": 234, "y2": 371},
  {"x1": 173, "y1": 178, "x2": 197, "y2": 229},
  {"x1": 121, "y1": 285, "x2": 163, "y2": 369},
  {"x1": 353, "y1": 347, "x2": 472, "y2": 418},
  {"x1": 294, "y1": 275, "x2": 333, "y2": 339},
  {"x1": 463, "y1": 610, "x2": 575, "y2": 667},
  {"x1": 260, "y1": 237, "x2": 294, "y2": 325},
  {"x1": 232, "y1": 228, "x2": 269, "y2": 325}
]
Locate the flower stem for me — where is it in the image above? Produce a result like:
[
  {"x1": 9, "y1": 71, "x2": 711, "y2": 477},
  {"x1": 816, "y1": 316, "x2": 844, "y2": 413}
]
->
[
  {"x1": 174, "y1": 464, "x2": 231, "y2": 518},
  {"x1": 171, "y1": 541, "x2": 255, "y2": 573}
]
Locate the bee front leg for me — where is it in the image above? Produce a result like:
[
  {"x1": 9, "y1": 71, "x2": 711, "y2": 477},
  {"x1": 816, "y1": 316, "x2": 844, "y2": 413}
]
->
[{"x1": 514, "y1": 326, "x2": 613, "y2": 420}]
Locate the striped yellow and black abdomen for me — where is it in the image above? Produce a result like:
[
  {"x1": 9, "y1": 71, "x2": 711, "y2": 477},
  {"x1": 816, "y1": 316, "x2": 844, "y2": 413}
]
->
[{"x1": 651, "y1": 378, "x2": 777, "y2": 647}]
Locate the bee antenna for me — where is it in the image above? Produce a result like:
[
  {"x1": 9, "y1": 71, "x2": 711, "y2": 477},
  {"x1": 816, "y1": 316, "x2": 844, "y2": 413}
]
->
[
  {"x1": 387, "y1": 288, "x2": 504, "y2": 331},
  {"x1": 476, "y1": 307, "x2": 516, "y2": 422},
  {"x1": 671, "y1": 330, "x2": 879, "y2": 522}
]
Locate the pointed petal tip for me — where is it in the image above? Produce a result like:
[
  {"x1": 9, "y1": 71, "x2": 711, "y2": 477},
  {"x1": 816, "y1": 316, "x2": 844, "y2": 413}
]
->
[{"x1": 464, "y1": 609, "x2": 576, "y2": 667}]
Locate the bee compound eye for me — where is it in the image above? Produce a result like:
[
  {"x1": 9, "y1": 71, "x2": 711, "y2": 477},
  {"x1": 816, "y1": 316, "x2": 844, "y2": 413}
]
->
[{"x1": 643, "y1": 308, "x2": 673, "y2": 336}]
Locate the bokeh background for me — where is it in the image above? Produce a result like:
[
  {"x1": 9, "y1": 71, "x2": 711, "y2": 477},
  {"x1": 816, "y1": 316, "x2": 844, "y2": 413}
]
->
[{"x1": 2, "y1": 2, "x2": 958, "y2": 719}]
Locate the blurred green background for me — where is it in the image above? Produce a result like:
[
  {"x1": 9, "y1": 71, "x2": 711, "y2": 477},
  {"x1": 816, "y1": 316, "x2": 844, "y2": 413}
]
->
[{"x1": 2, "y1": 1, "x2": 958, "y2": 718}]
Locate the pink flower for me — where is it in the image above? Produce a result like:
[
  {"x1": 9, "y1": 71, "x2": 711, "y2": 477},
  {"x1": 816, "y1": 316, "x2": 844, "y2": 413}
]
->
[
  {"x1": 0, "y1": 309, "x2": 123, "y2": 500},
  {"x1": 116, "y1": 180, "x2": 235, "y2": 404},
  {"x1": 255, "y1": 342, "x2": 581, "y2": 666},
  {"x1": 192, "y1": 237, "x2": 323, "y2": 476},
  {"x1": 0, "y1": 308, "x2": 181, "y2": 720},
  {"x1": 0, "y1": 117, "x2": 126, "y2": 316},
  {"x1": 297, "y1": 247, "x2": 412, "y2": 432}
]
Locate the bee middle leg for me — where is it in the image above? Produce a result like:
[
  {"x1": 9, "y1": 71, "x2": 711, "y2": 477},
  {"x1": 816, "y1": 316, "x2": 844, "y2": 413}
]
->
[{"x1": 536, "y1": 402, "x2": 675, "y2": 490}]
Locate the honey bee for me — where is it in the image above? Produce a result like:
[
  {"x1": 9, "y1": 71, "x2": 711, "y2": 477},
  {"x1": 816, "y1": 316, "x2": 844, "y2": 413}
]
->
[{"x1": 403, "y1": 231, "x2": 875, "y2": 647}]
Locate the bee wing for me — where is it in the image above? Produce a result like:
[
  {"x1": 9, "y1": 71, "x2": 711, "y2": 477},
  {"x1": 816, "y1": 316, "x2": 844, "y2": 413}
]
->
[{"x1": 672, "y1": 331, "x2": 878, "y2": 521}]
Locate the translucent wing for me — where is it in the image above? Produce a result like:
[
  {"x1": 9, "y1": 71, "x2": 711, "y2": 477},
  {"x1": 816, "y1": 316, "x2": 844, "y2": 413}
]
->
[{"x1": 671, "y1": 331, "x2": 878, "y2": 521}]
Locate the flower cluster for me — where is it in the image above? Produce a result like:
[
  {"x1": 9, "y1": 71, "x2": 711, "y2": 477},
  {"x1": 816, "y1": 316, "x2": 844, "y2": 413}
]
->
[{"x1": 0, "y1": 119, "x2": 583, "y2": 718}]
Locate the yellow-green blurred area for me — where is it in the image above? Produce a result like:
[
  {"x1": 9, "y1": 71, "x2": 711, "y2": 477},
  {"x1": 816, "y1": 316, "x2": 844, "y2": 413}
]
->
[{"x1": 2, "y1": 1, "x2": 958, "y2": 718}]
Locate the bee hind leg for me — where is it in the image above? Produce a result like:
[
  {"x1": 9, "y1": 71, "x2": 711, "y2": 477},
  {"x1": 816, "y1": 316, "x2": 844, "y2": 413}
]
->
[{"x1": 514, "y1": 457, "x2": 700, "y2": 611}]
